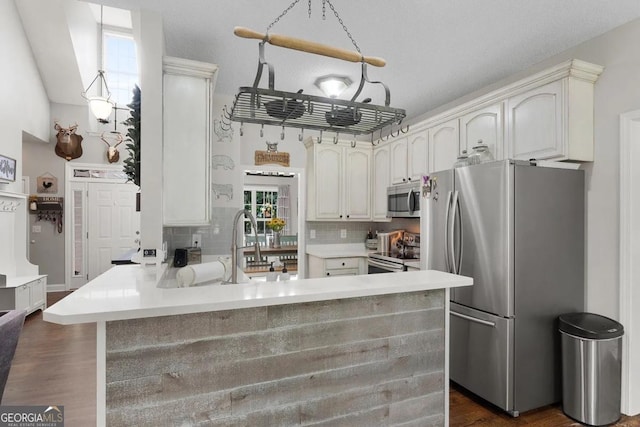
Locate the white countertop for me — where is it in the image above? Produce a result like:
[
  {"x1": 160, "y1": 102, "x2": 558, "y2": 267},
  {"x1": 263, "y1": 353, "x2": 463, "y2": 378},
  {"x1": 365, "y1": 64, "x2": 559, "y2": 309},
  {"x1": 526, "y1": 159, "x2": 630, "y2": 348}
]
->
[
  {"x1": 43, "y1": 264, "x2": 472, "y2": 325},
  {"x1": 306, "y1": 243, "x2": 372, "y2": 258}
]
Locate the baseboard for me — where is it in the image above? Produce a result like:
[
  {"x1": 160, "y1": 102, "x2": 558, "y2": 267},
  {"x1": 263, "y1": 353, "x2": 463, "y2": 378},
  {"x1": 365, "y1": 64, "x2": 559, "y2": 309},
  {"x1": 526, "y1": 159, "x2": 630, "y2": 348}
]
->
[{"x1": 47, "y1": 283, "x2": 67, "y2": 292}]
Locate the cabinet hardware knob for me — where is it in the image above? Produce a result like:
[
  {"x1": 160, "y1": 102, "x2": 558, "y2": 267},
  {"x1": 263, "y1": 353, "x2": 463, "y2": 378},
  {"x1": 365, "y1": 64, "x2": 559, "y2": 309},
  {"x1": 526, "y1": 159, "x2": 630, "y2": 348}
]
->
[
  {"x1": 407, "y1": 177, "x2": 411, "y2": 181},
  {"x1": 326, "y1": 273, "x2": 330, "y2": 276},
  {"x1": 342, "y1": 262, "x2": 345, "y2": 266}
]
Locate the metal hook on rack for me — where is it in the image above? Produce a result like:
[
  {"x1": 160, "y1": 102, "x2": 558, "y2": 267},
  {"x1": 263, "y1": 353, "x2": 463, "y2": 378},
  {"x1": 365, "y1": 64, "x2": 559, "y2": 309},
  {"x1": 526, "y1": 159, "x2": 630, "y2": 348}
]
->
[
  {"x1": 281, "y1": 126, "x2": 285, "y2": 140},
  {"x1": 390, "y1": 128, "x2": 400, "y2": 138},
  {"x1": 240, "y1": 123, "x2": 244, "y2": 137},
  {"x1": 316, "y1": 129, "x2": 323, "y2": 143},
  {"x1": 260, "y1": 124, "x2": 264, "y2": 138},
  {"x1": 399, "y1": 122, "x2": 410, "y2": 134},
  {"x1": 298, "y1": 128, "x2": 304, "y2": 142},
  {"x1": 333, "y1": 133, "x2": 339, "y2": 144}
]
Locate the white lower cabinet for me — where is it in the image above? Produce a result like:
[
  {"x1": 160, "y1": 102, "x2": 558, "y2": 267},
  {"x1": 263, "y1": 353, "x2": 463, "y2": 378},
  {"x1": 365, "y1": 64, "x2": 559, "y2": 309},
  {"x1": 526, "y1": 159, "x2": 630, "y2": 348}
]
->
[
  {"x1": 308, "y1": 256, "x2": 366, "y2": 278},
  {"x1": 0, "y1": 276, "x2": 47, "y2": 314}
]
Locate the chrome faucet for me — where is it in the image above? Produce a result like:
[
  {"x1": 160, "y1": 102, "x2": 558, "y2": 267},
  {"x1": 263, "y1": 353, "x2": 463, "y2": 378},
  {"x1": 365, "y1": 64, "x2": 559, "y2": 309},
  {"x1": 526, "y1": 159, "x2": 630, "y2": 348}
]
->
[{"x1": 228, "y1": 209, "x2": 262, "y2": 284}]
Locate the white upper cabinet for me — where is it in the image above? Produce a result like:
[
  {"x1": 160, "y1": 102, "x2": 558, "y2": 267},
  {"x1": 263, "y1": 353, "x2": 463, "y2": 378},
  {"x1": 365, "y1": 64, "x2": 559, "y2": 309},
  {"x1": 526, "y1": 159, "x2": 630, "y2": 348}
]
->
[
  {"x1": 505, "y1": 61, "x2": 602, "y2": 161},
  {"x1": 429, "y1": 119, "x2": 460, "y2": 173},
  {"x1": 506, "y1": 80, "x2": 563, "y2": 161},
  {"x1": 460, "y1": 102, "x2": 504, "y2": 160},
  {"x1": 389, "y1": 130, "x2": 428, "y2": 184},
  {"x1": 390, "y1": 136, "x2": 409, "y2": 184},
  {"x1": 162, "y1": 57, "x2": 218, "y2": 226},
  {"x1": 345, "y1": 148, "x2": 372, "y2": 220},
  {"x1": 372, "y1": 144, "x2": 391, "y2": 221},
  {"x1": 408, "y1": 131, "x2": 429, "y2": 182},
  {"x1": 305, "y1": 140, "x2": 371, "y2": 221}
]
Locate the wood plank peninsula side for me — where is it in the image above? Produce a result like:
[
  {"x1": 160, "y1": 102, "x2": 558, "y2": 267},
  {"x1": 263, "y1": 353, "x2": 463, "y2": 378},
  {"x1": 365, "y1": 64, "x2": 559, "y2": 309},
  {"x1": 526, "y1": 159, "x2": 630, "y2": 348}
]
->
[{"x1": 44, "y1": 265, "x2": 472, "y2": 426}]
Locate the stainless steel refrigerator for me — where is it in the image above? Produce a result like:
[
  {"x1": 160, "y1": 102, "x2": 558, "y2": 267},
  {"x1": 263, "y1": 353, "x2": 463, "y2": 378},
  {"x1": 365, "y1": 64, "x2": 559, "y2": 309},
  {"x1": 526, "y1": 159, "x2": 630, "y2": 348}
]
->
[{"x1": 427, "y1": 159, "x2": 585, "y2": 416}]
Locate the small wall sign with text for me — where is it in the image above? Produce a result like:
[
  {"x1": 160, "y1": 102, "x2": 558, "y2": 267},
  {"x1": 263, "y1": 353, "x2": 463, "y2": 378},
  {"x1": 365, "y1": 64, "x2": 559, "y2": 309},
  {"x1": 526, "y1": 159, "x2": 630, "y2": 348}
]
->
[{"x1": 0, "y1": 154, "x2": 16, "y2": 182}]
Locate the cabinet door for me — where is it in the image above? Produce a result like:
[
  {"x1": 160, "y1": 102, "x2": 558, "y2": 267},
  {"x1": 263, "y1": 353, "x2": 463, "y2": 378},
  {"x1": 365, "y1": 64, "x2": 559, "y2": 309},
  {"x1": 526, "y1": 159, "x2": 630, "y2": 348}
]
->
[
  {"x1": 389, "y1": 137, "x2": 409, "y2": 184},
  {"x1": 408, "y1": 130, "x2": 429, "y2": 182},
  {"x1": 372, "y1": 145, "x2": 390, "y2": 221},
  {"x1": 163, "y1": 59, "x2": 216, "y2": 226},
  {"x1": 315, "y1": 145, "x2": 343, "y2": 219},
  {"x1": 460, "y1": 103, "x2": 504, "y2": 160},
  {"x1": 345, "y1": 148, "x2": 371, "y2": 220},
  {"x1": 15, "y1": 285, "x2": 30, "y2": 311},
  {"x1": 429, "y1": 119, "x2": 460, "y2": 173},
  {"x1": 29, "y1": 278, "x2": 46, "y2": 312},
  {"x1": 506, "y1": 80, "x2": 564, "y2": 160}
]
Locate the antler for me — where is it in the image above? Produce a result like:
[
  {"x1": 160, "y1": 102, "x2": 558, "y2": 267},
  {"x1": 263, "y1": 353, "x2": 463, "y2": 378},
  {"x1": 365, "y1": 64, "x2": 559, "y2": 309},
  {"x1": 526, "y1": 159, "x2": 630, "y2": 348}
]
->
[
  {"x1": 100, "y1": 132, "x2": 111, "y2": 147},
  {"x1": 113, "y1": 133, "x2": 124, "y2": 148}
]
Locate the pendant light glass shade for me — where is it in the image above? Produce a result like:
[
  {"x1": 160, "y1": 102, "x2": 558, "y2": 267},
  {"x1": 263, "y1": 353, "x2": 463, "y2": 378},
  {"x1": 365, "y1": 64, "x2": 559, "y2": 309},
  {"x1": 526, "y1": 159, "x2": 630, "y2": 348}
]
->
[
  {"x1": 88, "y1": 96, "x2": 114, "y2": 120},
  {"x1": 314, "y1": 75, "x2": 352, "y2": 98}
]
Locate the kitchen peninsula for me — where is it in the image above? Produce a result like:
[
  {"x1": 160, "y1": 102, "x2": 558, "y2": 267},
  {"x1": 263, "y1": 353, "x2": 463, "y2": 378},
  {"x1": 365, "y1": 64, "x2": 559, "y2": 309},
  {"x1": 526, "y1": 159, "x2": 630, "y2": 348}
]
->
[{"x1": 44, "y1": 265, "x2": 472, "y2": 426}]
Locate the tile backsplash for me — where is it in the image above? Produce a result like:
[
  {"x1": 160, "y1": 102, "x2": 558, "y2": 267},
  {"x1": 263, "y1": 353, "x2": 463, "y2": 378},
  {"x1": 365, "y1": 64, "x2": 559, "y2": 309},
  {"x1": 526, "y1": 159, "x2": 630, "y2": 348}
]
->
[{"x1": 165, "y1": 211, "x2": 421, "y2": 257}]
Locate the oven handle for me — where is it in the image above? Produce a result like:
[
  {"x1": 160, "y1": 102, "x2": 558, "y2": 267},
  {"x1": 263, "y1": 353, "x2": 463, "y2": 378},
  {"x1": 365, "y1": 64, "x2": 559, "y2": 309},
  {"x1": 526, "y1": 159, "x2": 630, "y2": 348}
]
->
[{"x1": 367, "y1": 258, "x2": 405, "y2": 272}]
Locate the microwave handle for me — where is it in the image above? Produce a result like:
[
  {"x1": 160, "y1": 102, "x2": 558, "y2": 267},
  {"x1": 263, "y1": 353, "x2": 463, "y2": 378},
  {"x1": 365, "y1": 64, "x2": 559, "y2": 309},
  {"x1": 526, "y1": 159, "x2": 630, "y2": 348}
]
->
[{"x1": 407, "y1": 190, "x2": 414, "y2": 215}]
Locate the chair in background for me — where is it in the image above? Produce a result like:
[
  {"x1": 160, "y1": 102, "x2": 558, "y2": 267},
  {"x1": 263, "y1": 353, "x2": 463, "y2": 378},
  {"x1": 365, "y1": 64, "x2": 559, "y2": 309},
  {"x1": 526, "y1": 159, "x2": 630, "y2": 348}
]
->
[{"x1": 0, "y1": 310, "x2": 26, "y2": 403}]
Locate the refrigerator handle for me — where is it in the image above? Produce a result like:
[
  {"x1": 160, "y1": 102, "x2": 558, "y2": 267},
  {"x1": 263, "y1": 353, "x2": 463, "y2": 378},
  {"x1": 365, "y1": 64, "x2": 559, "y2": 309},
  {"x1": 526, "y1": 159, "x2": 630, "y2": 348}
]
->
[
  {"x1": 444, "y1": 190, "x2": 453, "y2": 273},
  {"x1": 453, "y1": 190, "x2": 463, "y2": 275},
  {"x1": 448, "y1": 191, "x2": 458, "y2": 274},
  {"x1": 451, "y1": 310, "x2": 496, "y2": 328}
]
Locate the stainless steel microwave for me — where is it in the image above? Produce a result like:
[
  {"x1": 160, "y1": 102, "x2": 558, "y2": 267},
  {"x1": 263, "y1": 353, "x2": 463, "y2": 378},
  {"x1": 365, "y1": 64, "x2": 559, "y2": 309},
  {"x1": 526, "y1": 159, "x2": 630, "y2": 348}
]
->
[{"x1": 387, "y1": 182, "x2": 421, "y2": 217}]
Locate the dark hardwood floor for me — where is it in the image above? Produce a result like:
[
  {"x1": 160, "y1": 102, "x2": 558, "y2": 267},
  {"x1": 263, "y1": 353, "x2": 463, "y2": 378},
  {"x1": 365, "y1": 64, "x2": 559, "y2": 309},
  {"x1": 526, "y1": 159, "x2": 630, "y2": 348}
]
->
[
  {"x1": 3, "y1": 291, "x2": 639, "y2": 426},
  {"x1": 2, "y1": 291, "x2": 95, "y2": 427}
]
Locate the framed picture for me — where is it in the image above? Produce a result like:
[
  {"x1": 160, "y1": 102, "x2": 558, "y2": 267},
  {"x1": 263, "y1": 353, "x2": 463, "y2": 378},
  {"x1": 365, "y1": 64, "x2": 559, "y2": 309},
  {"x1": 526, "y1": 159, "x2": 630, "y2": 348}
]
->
[{"x1": 0, "y1": 154, "x2": 16, "y2": 182}]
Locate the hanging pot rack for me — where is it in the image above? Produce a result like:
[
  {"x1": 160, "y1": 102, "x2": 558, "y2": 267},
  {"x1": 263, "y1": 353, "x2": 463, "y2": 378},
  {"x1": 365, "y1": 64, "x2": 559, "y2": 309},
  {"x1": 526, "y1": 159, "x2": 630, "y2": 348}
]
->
[{"x1": 226, "y1": 0, "x2": 406, "y2": 139}]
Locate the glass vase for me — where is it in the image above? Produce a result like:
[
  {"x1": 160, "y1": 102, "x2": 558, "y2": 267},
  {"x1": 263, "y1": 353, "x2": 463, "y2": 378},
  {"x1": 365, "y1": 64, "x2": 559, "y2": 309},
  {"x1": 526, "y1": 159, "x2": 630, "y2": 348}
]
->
[{"x1": 272, "y1": 231, "x2": 281, "y2": 248}]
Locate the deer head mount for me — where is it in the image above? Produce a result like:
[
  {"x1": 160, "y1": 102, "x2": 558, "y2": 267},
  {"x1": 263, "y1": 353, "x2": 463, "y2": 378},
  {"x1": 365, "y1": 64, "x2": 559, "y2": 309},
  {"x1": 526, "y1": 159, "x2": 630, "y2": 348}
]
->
[
  {"x1": 54, "y1": 122, "x2": 83, "y2": 161},
  {"x1": 101, "y1": 132, "x2": 124, "y2": 163}
]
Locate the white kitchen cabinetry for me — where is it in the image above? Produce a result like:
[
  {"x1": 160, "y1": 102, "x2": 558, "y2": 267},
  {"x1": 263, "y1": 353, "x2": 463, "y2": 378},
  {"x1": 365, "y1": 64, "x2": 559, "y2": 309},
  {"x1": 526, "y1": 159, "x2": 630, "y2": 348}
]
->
[
  {"x1": 506, "y1": 61, "x2": 602, "y2": 161},
  {"x1": 460, "y1": 102, "x2": 504, "y2": 160},
  {"x1": 305, "y1": 140, "x2": 371, "y2": 221},
  {"x1": 390, "y1": 130, "x2": 428, "y2": 184},
  {"x1": 429, "y1": 119, "x2": 460, "y2": 173},
  {"x1": 162, "y1": 57, "x2": 218, "y2": 226},
  {"x1": 372, "y1": 144, "x2": 391, "y2": 221},
  {"x1": 0, "y1": 276, "x2": 47, "y2": 315},
  {"x1": 308, "y1": 255, "x2": 366, "y2": 278}
]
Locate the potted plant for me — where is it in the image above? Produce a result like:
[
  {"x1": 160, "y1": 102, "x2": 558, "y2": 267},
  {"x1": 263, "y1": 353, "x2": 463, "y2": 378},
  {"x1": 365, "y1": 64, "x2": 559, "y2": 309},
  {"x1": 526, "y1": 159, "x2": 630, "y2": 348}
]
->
[{"x1": 122, "y1": 85, "x2": 141, "y2": 209}]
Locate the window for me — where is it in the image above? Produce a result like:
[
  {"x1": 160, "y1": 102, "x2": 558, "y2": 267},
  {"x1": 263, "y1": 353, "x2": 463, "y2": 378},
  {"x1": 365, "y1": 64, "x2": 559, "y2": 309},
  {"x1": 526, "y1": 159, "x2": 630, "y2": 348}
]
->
[
  {"x1": 243, "y1": 186, "x2": 278, "y2": 237},
  {"x1": 103, "y1": 29, "x2": 138, "y2": 106}
]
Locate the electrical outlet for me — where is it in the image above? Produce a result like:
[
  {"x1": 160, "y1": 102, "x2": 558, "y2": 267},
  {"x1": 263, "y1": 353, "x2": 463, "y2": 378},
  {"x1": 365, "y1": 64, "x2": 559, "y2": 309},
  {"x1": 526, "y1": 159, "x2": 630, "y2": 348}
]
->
[
  {"x1": 340, "y1": 229, "x2": 347, "y2": 239},
  {"x1": 310, "y1": 229, "x2": 316, "y2": 239},
  {"x1": 192, "y1": 233, "x2": 201, "y2": 247},
  {"x1": 143, "y1": 249, "x2": 156, "y2": 258}
]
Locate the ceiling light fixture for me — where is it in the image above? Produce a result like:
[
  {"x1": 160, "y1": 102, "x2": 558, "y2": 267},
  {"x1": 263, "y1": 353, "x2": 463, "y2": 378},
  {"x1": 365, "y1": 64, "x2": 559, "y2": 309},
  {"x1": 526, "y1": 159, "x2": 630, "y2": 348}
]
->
[
  {"x1": 81, "y1": 5, "x2": 113, "y2": 122},
  {"x1": 314, "y1": 75, "x2": 352, "y2": 98}
]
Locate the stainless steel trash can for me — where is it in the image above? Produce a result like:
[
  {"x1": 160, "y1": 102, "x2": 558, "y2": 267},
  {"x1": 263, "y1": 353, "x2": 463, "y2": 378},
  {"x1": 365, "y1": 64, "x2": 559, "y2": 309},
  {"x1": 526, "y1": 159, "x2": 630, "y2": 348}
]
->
[{"x1": 559, "y1": 313, "x2": 624, "y2": 426}]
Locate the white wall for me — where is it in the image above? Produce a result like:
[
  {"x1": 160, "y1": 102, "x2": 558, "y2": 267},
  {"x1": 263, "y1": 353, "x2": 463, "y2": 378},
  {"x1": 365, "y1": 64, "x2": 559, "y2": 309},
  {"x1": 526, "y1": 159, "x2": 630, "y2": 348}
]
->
[{"x1": 0, "y1": 0, "x2": 50, "y2": 195}]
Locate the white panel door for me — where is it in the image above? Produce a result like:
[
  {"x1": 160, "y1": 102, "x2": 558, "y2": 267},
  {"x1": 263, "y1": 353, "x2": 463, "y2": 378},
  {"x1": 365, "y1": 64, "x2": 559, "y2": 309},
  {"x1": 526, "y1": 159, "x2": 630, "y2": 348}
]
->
[
  {"x1": 506, "y1": 80, "x2": 564, "y2": 160},
  {"x1": 408, "y1": 130, "x2": 429, "y2": 182},
  {"x1": 429, "y1": 119, "x2": 460, "y2": 173},
  {"x1": 460, "y1": 102, "x2": 504, "y2": 160},
  {"x1": 88, "y1": 183, "x2": 140, "y2": 281},
  {"x1": 372, "y1": 145, "x2": 390, "y2": 220},
  {"x1": 389, "y1": 137, "x2": 408, "y2": 184},
  {"x1": 314, "y1": 145, "x2": 343, "y2": 219},
  {"x1": 345, "y1": 148, "x2": 371, "y2": 220}
]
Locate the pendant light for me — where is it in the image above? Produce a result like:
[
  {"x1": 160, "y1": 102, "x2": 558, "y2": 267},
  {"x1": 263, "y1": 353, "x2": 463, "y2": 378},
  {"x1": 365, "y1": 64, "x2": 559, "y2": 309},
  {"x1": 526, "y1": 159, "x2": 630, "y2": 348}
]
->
[{"x1": 82, "y1": 5, "x2": 113, "y2": 121}]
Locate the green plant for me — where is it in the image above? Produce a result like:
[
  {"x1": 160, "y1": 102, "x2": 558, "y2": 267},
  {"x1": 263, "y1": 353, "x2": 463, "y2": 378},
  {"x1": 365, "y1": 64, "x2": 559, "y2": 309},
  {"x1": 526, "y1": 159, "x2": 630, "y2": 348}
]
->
[{"x1": 122, "y1": 85, "x2": 141, "y2": 187}]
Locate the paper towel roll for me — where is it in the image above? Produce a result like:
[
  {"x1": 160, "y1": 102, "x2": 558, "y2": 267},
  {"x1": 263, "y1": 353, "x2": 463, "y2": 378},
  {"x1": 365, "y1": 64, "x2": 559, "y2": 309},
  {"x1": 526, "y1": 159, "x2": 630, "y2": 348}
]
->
[{"x1": 176, "y1": 261, "x2": 226, "y2": 287}]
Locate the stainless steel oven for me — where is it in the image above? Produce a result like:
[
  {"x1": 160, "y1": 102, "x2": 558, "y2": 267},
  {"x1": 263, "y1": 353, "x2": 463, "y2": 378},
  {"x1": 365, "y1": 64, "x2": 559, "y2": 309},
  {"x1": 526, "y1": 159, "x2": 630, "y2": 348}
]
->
[
  {"x1": 367, "y1": 256, "x2": 408, "y2": 273},
  {"x1": 387, "y1": 182, "x2": 421, "y2": 218}
]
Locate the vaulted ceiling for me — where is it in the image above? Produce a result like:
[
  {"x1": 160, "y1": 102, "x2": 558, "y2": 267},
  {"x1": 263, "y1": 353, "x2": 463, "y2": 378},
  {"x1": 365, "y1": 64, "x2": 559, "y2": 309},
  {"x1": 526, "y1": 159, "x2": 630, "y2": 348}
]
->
[{"x1": 18, "y1": 0, "x2": 640, "y2": 123}]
